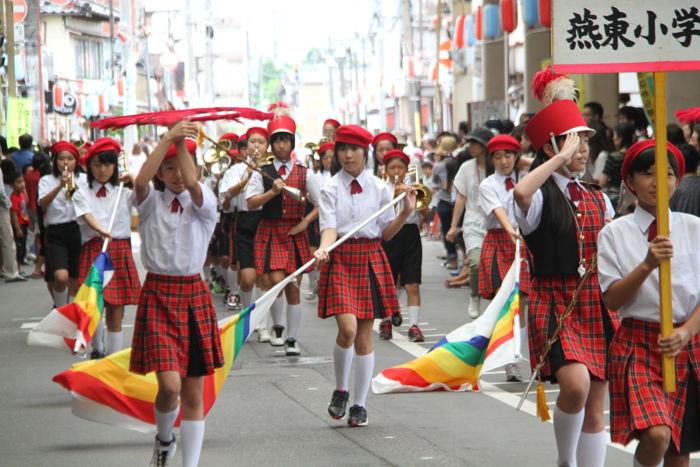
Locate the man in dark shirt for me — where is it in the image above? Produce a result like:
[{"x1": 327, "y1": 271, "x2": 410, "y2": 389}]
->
[{"x1": 11, "y1": 134, "x2": 35, "y2": 172}]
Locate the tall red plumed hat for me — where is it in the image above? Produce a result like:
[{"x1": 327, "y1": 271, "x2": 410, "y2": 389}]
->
[
  {"x1": 525, "y1": 66, "x2": 594, "y2": 151},
  {"x1": 267, "y1": 115, "x2": 296, "y2": 136}
]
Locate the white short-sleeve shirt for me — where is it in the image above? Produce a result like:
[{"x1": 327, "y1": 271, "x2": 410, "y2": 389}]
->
[
  {"x1": 72, "y1": 182, "x2": 134, "y2": 243},
  {"x1": 597, "y1": 206, "x2": 700, "y2": 322},
  {"x1": 452, "y1": 158, "x2": 487, "y2": 251},
  {"x1": 38, "y1": 173, "x2": 87, "y2": 226},
  {"x1": 478, "y1": 171, "x2": 527, "y2": 230},
  {"x1": 137, "y1": 182, "x2": 217, "y2": 276},
  {"x1": 320, "y1": 169, "x2": 395, "y2": 238}
]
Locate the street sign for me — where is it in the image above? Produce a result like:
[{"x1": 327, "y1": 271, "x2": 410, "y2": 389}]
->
[
  {"x1": 13, "y1": 0, "x2": 27, "y2": 24},
  {"x1": 551, "y1": 1, "x2": 700, "y2": 73}
]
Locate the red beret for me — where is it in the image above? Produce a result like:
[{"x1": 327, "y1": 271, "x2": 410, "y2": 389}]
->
[
  {"x1": 525, "y1": 100, "x2": 595, "y2": 151},
  {"x1": 267, "y1": 115, "x2": 296, "y2": 136},
  {"x1": 317, "y1": 142, "x2": 335, "y2": 155},
  {"x1": 335, "y1": 125, "x2": 373, "y2": 149},
  {"x1": 220, "y1": 132, "x2": 238, "y2": 142},
  {"x1": 246, "y1": 127, "x2": 269, "y2": 141},
  {"x1": 323, "y1": 118, "x2": 341, "y2": 128},
  {"x1": 372, "y1": 132, "x2": 398, "y2": 148},
  {"x1": 164, "y1": 139, "x2": 198, "y2": 160},
  {"x1": 50, "y1": 141, "x2": 80, "y2": 159},
  {"x1": 621, "y1": 139, "x2": 685, "y2": 191},
  {"x1": 383, "y1": 149, "x2": 410, "y2": 165},
  {"x1": 84, "y1": 137, "x2": 121, "y2": 163},
  {"x1": 487, "y1": 134, "x2": 521, "y2": 154}
]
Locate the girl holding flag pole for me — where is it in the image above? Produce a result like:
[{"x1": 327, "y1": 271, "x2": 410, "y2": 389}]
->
[
  {"x1": 314, "y1": 125, "x2": 415, "y2": 427},
  {"x1": 72, "y1": 137, "x2": 141, "y2": 358},
  {"x1": 132, "y1": 121, "x2": 223, "y2": 467}
]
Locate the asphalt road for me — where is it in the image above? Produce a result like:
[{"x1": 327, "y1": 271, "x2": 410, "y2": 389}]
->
[{"x1": 0, "y1": 233, "x2": 662, "y2": 466}]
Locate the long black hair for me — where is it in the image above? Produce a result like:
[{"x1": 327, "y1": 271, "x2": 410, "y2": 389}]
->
[
  {"x1": 331, "y1": 142, "x2": 368, "y2": 176},
  {"x1": 270, "y1": 132, "x2": 295, "y2": 153},
  {"x1": 530, "y1": 139, "x2": 575, "y2": 234},
  {"x1": 86, "y1": 150, "x2": 119, "y2": 188}
]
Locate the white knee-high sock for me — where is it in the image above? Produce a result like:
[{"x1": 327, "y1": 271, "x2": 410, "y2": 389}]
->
[
  {"x1": 286, "y1": 304, "x2": 302, "y2": 339},
  {"x1": 334, "y1": 344, "x2": 354, "y2": 391},
  {"x1": 353, "y1": 352, "x2": 375, "y2": 407},
  {"x1": 553, "y1": 406, "x2": 585, "y2": 467},
  {"x1": 633, "y1": 456, "x2": 663, "y2": 467},
  {"x1": 91, "y1": 319, "x2": 105, "y2": 352},
  {"x1": 308, "y1": 269, "x2": 319, "y2": 287},
  {"x1": 239, "y1": 289, "x2": 253, "y2": 308},
  {"x1": 105, "y1": 331, "x2": 123, "y2": 355},
  {"x1": 395, "y1": 288, "x2": 405, "y2": 306},
  {"x1": 180, "y1": 420, "x2": 205, "y2": 467},
  {"x1": 227, "y1": 269, "x2": 239, "y2": 294},
  {"x1": 270, "y1": 296, "x2": 285, "y2": 327},
  {"x1": 576, "y1": 431, "x2": 607, "y2": 467},
  {"x1": 53, "y1": 289, "x2": 68, "y2": 307},
  {"x1": 202, "y1": 265, "x2": 211, "y2": 282},
  {"x1": 155, "y1": 407, "x2": 179, "y2": 443},
  {"x1": 407, "y1": 306, "x2": 420, "y2": 327}
]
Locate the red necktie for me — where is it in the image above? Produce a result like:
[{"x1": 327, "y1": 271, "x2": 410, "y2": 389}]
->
[
  {"x1": 278, "y1": 165, "x2": 287, "y2": 176},
  {"x1": 171, "y1": 198, "x2": 182, "y2": 213},
  {"x1": 505, "y1": 177, "x2": 515, "y2": 190},
  {"x1": 96, "y1": 186, "x2": 107, "y2": 198},
  {"x1": 647, "y1": 219, "x2": 657, "y2": 242},
  {"x1": 567, "y1": 181, "x2": 582, "y2": 202},
  {"x1": 350, "y1": 180, "x2": 363, "y2": 195}
]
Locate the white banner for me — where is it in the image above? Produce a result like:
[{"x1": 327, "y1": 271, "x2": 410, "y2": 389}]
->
[{"x1": 552, "y1": 1, "x2": 700, "y2": 73}]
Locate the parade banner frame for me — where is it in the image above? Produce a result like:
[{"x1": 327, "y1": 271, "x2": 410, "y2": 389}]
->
[{"x1": 550, "y1": 0, "x2": 700, "y2": 393}]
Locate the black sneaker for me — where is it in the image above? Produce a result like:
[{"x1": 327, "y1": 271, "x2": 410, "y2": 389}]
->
[
  {"x1": 327, "y1": 389, "x2": 349, "y2": 420},
  {"x1": 347, "y1": 405, "x2": 368, "y2": 427},
  {"x1": 90, "y1": 350, "x2": 106, "y2": 359},
  {"x1": 408, "y1": 325, "x2": 425, "y2": 342},
  {"x1": 391, "y1": 312, "x2": 403, "y2": 327},
  {"x1": 285, "y1": 338, "x2": 300, "y2": 356},
  {"x1": 149, "y1": 434, "x2": 176, "y2": 466},
  {"x1": 379, "y1": 320, "x2": 392, "y2": 340}
]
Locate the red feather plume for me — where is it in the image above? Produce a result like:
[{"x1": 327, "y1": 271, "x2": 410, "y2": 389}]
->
[
  {"x1": 531, "y1": 66, "x2": 561, "y2": 102},
  {"x1": 675, "y1": 108, "x2": 700, "y2": 125},
  {"x1": 90, "y1": 107, "x2": 273, "y2": 130}
]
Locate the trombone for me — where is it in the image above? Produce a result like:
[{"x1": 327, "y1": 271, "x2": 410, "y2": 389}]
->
[
  {"x1": 202, "y1": 139, "x2": 233, "y2": 178},
  {"x1": 64, "y1": 166, "x2": 78, "y2": 200},
  {"x1": 198, "y1": 130, "x2": 306, "y2": 203}
]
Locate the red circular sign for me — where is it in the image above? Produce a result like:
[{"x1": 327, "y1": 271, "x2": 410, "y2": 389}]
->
[{"x1": 13, "y1": 0, "x2": 27, "y2": 24}]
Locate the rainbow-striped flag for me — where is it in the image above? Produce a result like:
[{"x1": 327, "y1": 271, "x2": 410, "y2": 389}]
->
[
  {"x1": 51, "y1": 277, "x2": 279, "y2": 432},
  {"x1": 28, "y1": 252, "x2": 114, "y2": 354},
  {"x1": 372, "y1": 258, "x2": 521, "y2": 393}
]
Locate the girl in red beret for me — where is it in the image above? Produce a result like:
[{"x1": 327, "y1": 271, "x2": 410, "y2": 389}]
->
[
  {"x1": 322, "y1": 118, "x2": 341, "y2": 141},
  {"x1": 131, "y1": 121, "x2": 223, "y2": 467},
  {"x1": 371, "y1": 132, "x2": 398, "y2": 178},
  {"x1": 513, "y1": 99, "x2": 619, "y2": 466},
  {"x1": 315, "y1": 125, "x2": 416, "y2": 427},
  {"x1": 598, "y1": 140, "x2": 700, "y2": 466},
  {"x1": 38, "y1": 141, "x2": 86, "y2": 308},
  {"x1": 378, "y1": 149, "x2": 429, "y2": 342},
  {"x1": 478, "y1": 134, "x2": 532, "y2": 382},
  {"x1": 72, "y1": 137, "x2": 140, "y2": 358}
]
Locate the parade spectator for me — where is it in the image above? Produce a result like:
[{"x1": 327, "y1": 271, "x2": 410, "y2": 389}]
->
[
  {"x1": 0, "y1": 165, "x2": 25, "y2": 282},
  {"x1": 667, "y1": 123, "x2": 686, "y2": 147},
  {"x1": 501, "y1": 119, "x2": 515, "y2": 136},
  {"x1": 23, "y1": 153, "x2": 46, "y2": 263},
  {"x1": 600, "y1": 122, "x2": 636, "y2": 210},
  {"x1": 12, "y1": 134, "x2": 35, "y2": 172},
  {"x1": 0, "y1": 136, "x2": 8, "y2": 157},
  {"x1": 689, "y1": 123, "x2": 700, "y2": 153},
  {"x1": 582, "y1": 101, "x2": 604, "y2": 126},
  {"x1": 670, "y1": 143, "x2": 700, "y2": 217},
  {"x1": 587, "y1": 120, "x2": 614, "y2": 181},
  {"x1": 433, "y1": 134, "x2": 459, "y2": 270},
  {"x1": 618, "y1": 106, "x2": 649, "y2": 140},
  {"x1": 2, "y1": 158, "x2": 17, "y2": 198},
  {"x1": 9, "y1": 172, "x2": 29, "y2": 267}
]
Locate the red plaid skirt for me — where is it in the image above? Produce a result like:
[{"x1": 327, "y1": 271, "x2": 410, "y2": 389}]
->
[
  {"x1": 528, "y1": 273, "x2": 619, "y2": 381},
  {"x1": 609, "y1": 318, "x2": 700, "y2": 451},
  {"x1": 78, "y1": 237, "x2": 141, "y2": 305},
  {"x1": 130, "y1": 273, "x2": 224, "y2": 377},
  {"x1": 478, "y1": 229, "x2": 531, "y2": 299},
  {"x1": 254, "y1": 218, "x2": 312, "y2": 274},
  {"x1": 318, "y1": 238, "x2": 399, "y2": 320}
]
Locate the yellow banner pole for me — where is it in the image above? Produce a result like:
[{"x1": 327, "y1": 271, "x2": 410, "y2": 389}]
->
[{"x1": 652, "y1": 71, "x2": 676, "y2": 393}]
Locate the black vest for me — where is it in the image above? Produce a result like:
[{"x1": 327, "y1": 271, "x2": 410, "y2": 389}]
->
[
  {"x1": 261, "y1": 163, "x2": 284, "y2": 219},
  {"x1": 523, "y1": 183, "x2": 580, "y2": 277}
]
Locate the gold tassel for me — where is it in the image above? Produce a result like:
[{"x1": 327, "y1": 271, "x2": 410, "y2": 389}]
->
[
  {"x1": 196, "y1": 127, "x2": 205, "y2": 147},
  {"x1": 536, "y1": 382, "x2": 551, "y2": 421}
]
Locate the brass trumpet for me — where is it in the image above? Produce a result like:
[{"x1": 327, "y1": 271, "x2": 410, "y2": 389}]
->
[
  {"x1": 64, "y1": 166, "x2": 78, "y2": 200},
  {"x1": 202, "y1": 139, "x2": 233, "y2": 178},
  {"x1": 382, "y1": 165, "x2": 432, "y2": 211}
]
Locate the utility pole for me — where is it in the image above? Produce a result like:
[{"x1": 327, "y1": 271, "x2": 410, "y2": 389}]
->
[
  {"x1": 24, "y1": 0, "x2": 45, "y2": 139},
  {"x1": 5, "y1": 0, "x2": 16, "y2": 98}
]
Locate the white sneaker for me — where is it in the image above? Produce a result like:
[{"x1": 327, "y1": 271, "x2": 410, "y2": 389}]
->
[
  {"x1": 285, "y1": 338, "x2": 301, "y2": 356},
  {"x1": 304, "y1": 282, "x2": 318, "y2": 300},
  {"x1": 149, "y1": 435, "x2": 176, "y2": 467},
  {"x1": 505, "y1": 363, "x2": 522, "y2": 382},
  {"x1": 468, "y1": 298, "x2": 480, "y2": 319},
  {"x1": 257, "y1": 327, "x2": 271, "y2": 343},
  {"x1": 270, "y1": 325, "x2": 285, "y2": 346},
  {"x1": 25, "y1": 252, "x2": 36, "y2": 262}
]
